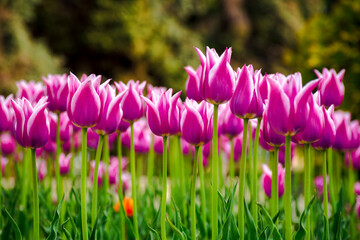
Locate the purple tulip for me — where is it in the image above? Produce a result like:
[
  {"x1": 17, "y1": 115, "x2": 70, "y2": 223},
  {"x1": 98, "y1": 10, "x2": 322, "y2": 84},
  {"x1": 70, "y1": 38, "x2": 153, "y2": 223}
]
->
[
  {"x1": 109, "y1": 156, "x2": 128, "y2": 185},
  {"x1": 115, "y1": 80, "x2": 146, "y2": 123},
  {"x1": 267, "y1": 73, "x2": 319, "y2": 136},
  {"x1": 259, "y1": 73, "x2": 270, "y2": 102},
  {"x1": 59, "y1": 112, "x2": 73, "y2": 142},
  {"x1": 230, "y1": 65, "x2": 263, "y2": 119},
  {"x1": 180, "y1": 99, "x2": 213, "y2": 146},
  {"x1": 261, "y1": 164, "x2": 285, "y2": 198},
  {"x1": 1, "y1": 133, "x2": 16, "y2": 155},
  {"x1": 121, "y1": 118, "x2": 151, "y2": 153},
  {"x1": 42, "y1": 139, "x2": 56, "y2": 153},
  {"x1": 348, "y1": 120, "x2": 360, "y2": 150},
  {"x1": 142, "y1": 89, "x2": 181, "y2": 136},
  {"x1": 90, "y1": 160, "x2": 105, "y2": 186},
  {"x1": 354, "y1": 182, "x2": 360, "y2": 196},
  {"x1": 315, "y1": 68, "x2": 345, "y2": 107},
  {"x1": 185, "y1": 65, "x2": 203, "y2": 102},
  {"x1": 356, "y1": 197, "x2": 360, "y2": 218},
  {"x1": 16, "y1": 80, "x2": 44, "y2": 104},
  {"x1": 278, "y1": 143, "x2": 296, "y2": 165},
  {"x1": 92, "y1": 84, "x2": 124, "y2": 135},
  {"x1": 195, "y1": 47, "x2": 235, "y2": 104},
  {"x1": 311, "y1": 105, "x2": 336, "y2": 150},
  {"x1": 37, "y1": 160, "x2": 47, "y2": 181},
  {"x1": 48, "y1": 113, "x2": 58, "y2": 142},
  {"x1": 11, "y1": 97, "x2": 49, "y2": 148},
  {"x1": 351, "y1": 147, "x2": 360, "y2": 170},
  {"x1": 261, "y1": 101, "x2": 285, "y2": 147},
  {"x1": 332, "y1": 111, "x2": 352, "y2": 151},
  {"x1": 181, "y1": 137, "x2": 191, "y2": 155},
  {"x1": 293, "y1": 93, "x2": 325, "y2": 144},
  {"x1": 314, "y1": 175, "x2": 329, "y2": 196},
  {"x1": 87, "y1": 128, "x2": 100, "y2": 149},
  {"x1": 1, "y1": 156, "x2": 8, "y2": 175},
  {"x1": 59, "y1": 153, "x2": 72, "y2": 175},
  {"x1": 42, "y1": 74, "x2": 69, "y2": 112},
  {"x1": 219, "y1": 103, "x2": 243, "y2": 138},
  {"x1": 221, "y1": 134, "x2": 247, "y2": 162},
  {"x1": 67, "y1": 73, "x2": 102, "y2": 128},
  {"x1": 0, "y1": 95, "x2": 13, "y2": 132},
  {"x1": 154, "y1": 135, "x2": 164, "y2": 154}
]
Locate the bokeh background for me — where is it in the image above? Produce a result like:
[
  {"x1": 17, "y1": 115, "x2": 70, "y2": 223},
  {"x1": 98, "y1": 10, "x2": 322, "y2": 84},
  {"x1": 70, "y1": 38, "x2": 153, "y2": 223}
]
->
[{"x1": 0, "y1": 0, "x2": 359, "y2": 115}]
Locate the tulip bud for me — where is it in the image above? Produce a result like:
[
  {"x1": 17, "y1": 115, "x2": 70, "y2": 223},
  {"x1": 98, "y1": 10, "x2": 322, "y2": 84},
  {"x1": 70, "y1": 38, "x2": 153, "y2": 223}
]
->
[
  {"x1": 1, "y1": 133, "x2": 16, "y2": 155},
  {"x1": 11, "y1": 97, "x2": 50, "y2": 148},
  {"x1": 185, "y1": 65, "x2": 203, "y2": 102},
  {"x1": 230, "y1": 65, "x2": 263, "y2": 119},
  {"x1": 16, "y1": 80, "x2": 44, "y2": 105},
  {"x1": 59, "y1": 153, "x2": 72, "y2": 175},
  {"x1": 0, "y1": 95, "x2": 13, "y2": 132},
  {"x1": 315, "y1": 68, "x2": 345, "y2": 107},
  {"x1": 261, "y1": 164, "x2": 285, "y2": 198},
  {"x1": 311, "y1": 105, "x2": 336, "y2": 150},
  {"x1": 181, "y1": 99, "x2": 213, "y2": 146},
  {"x1": 42, "y1": 74, "x2": 69, "y2": 112},
  {"x1": 67, "y1": 73, "x2": 102, "y2": 128}
]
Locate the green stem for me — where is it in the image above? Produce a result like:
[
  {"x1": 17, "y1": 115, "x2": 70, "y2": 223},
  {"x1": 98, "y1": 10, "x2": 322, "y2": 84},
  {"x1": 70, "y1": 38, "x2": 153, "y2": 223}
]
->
[
  {"x1": 304, "y1": 144, "x2": 311, "y2": 240},
  {"x1": 148, "y1": 134, "x2": 155, "y2": 188},
  {"x1": 251, "y1": 119, "x2": 261, "y2": 224},
  {"x1": 211, "y1": 104, "x2": 219, "y2": 240},
  {"x1": 177, "y1": 136, "x2": 188, "y2": 223},
  {"x1": 322, "y1": 150, "x2": 329, "y2": 237},
  {"x1": 55, "y1": 113, "x2": 63, "y2": 202},
  {"x1": 191, "y1": 146, "x2": 200, "y2": 240},
  {"x1": 327, "y1": 148, "x2": 336, "y2": 210},
  {"x1": 229, "y1": 138, "x2": 234, "y2": 182},
  {"x1": 272, "y1": 147, "x2": 279, "y2": 227},
  {"x1": 117, "y1": 133, "x2": 125, "y2": 240},
  {"x1": 91, "y1": 134, "x2": 104, "y2": 228},
  {"x1": 21, "y1": 147, "x2": 28, "y2": 210},
  {"x1": 31, "y1": 148, "x2": 39, "y2": 240},
  {"x1": 238, "y1": 118, "x2": 249, "y2": 240},
  {"x1": 218, "y1": 151, "x2": 224, "y2": 190},
  {"x1": 161, "y1": 136, "x2": 168, "y2": 240},
  {"x1": 248, "y1": 123, "x2": 253, "y2": 209},
  {"x1": 130, "y1": 123, "x2": 140, "y2": 239},
  {"x1": 81, "y1": 128, "x2": 89, "y2": 240},
  {"x1": 103, "y1": 134, "x2": 110, "y2": 199},
  {"x1": 284, "y1": 136, "x2": 292, "y2": 240},
  {"x1": 348, "y1": 155, "x2": 355, "y2": 204},
  {"x1": 198, "y1": 146, "x2": 207, "y2": 227}
]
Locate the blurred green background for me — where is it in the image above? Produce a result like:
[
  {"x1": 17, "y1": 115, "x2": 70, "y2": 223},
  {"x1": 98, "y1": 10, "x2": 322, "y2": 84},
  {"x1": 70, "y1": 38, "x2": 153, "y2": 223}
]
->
[{"x1": 0, "y1": 0, "x2": 359, "y2": 116}]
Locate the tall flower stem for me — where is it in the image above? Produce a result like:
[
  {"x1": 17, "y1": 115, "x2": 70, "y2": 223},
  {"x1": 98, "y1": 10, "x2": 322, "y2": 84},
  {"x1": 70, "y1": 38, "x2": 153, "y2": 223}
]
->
[
  {"x1": 91, "y1": 134, "x2": 104, "y2": 228},
  {"x1": 238, "y1": 118, "x2": 249, "y2": 239},
  {"x1": 229, "y1": 138, "x2": 234, "y2": 184},
  {"x1": 130, "y1": 123, "x2": 140, "y2": 239},
  {"x1": 218, "y1": 153, "x2": 224, "y2": 190},
  {"x1": 81, "y1": 128, "x2": 89, "y2": 240},
  {"x1": 161, "y1": 136, "x2": 168, "y2": 240},
  {"x1": 31, "y1": 148, "x2": 39, "y2": 240},
  {"x1": 327, "y1": 148, "x2": 336, "y2": 210},
  {"x1": 284, "y1": 136, "x2": 292, "y2": 240},
  {"x1": 348, "y1": 156, "x2": 355, "y2": 204},
  {"x1": 117, "y1": 133, "x2": 125, "y2": 240},
  {"x1": 55, "y1": 114, "x2": 63, "y2": 202},
  {"x1": 322, "y1": 150, "x2": 329, "y2": 237},
  {"x1": 21, "y1": 147, "x2": 28, "y2": 209},
  {"x1": 148, "y1": 134, "x2": 155, "y2": 190},
  {"x1": 103, "y1": 134, "x2": 110, "y2": 199},
  {"x1": 304, "y1": 144, "x2": 311, "y2": 240},
  {"x1": 211, "y1": 104, "x2": 219, "y2": 240},
  {"x1": 177, "y1": 136, "x2": 188, "y2": 222},
  {"x1": 198, "y1": 146, "x2": 207, "y2": 226},
  {"x1": 271, "y1": 147, "x2": 279, "y2": 227},
  {"x1": 191, "y1": 146, "x2": 200, "y2": 240},
  {"x1": 251, "y1": 119, "x2": 261, "y2": 223}
]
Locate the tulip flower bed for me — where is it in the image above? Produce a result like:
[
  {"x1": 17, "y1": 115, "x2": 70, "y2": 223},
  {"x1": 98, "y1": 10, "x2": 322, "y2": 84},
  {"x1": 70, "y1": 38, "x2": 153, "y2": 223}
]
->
[{"x1": 0, "y1": 46, "x2": 359, "y2": 240}]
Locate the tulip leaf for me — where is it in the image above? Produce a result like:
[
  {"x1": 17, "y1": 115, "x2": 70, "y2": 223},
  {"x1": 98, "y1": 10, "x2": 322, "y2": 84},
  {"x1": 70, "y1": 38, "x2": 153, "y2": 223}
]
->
[
  {"x1": 1, "y1": 207, "x2": 22, "y2": 240},
  {"x1": 61, "y1": 218, "x2": 73, "y2": 240},
  {"x1": 257, "y1": 203, "x2": 282, "y2": 240},
  {"x1": 294, "y1": 196, "x2": 315, "y2": 240},
  {"x1": 195, "y1": 204, "x2": 206, "y2": 238},
  {"x1": 244, "y1": 198, "x2": 258, "y2": 240},
  {"x1": 166, "y1": 215, "x2": 186, "y2": 240},
  {"x1": 147, "y1": 225, "x2": 161, "y2": 240},
  {"x1": 46, "y1": 195, "x2": 64, "y2": 240},
  {"x1": 259, "y1": 226, "x2": 269, "y2": 240}
]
